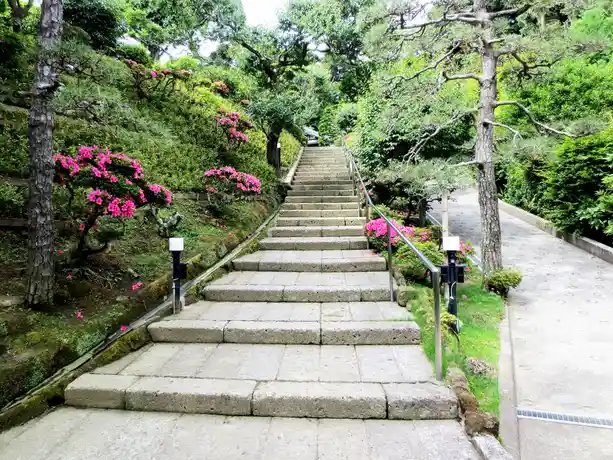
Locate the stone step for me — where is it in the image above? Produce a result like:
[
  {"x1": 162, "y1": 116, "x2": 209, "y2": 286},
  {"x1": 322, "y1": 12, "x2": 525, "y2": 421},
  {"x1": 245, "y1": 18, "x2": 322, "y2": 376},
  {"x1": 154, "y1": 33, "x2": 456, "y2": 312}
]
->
[
  {"x1": 288, "y1": 189, "x2": 355, "y2": 197},
  {"x1": 291, "y1": 184, "x2": 354, "y2": 191},
  {"x1": 66, "y1": 343, "x2": 457, "y2": 419},
  {"x1": 267, "y1": 226, "x2": 364, "y2": 238},
  {"x1": 286, "y1": 195, "x2": 360, "y2": 203},
  {"x1": 149, "y1": 320, "x2": 419, "y2": 345},
  {"x1": 299, "y1": 161, "x2": 347, "y2": 165},
  {"x1": 276, "y1": 217, "x2": 364, "y2": 227},
  {"x1": 280, "y1": 209, "x2": 359, "y2": 218},
  {"x1": 282, "y1": 202, "x2": 359, "y2": 210},
  {"x1": 291, "y1": 179, "x2": 353, "y2": 185},
  {"x1": 234, "y1": 249, "x2": 384, "y2": 271},
  {"x1": 293, "y1": 173, "x2": 350, "y2": 178},
  {"x1": 202, "y1": 271, "x2": 393, "y2": 302},
  {"x1": 297, "y1": 168, "x2": 350, "y2": 174},
  {"x1": 260, "y1": 236, "x2": 367, "y2": 250}
]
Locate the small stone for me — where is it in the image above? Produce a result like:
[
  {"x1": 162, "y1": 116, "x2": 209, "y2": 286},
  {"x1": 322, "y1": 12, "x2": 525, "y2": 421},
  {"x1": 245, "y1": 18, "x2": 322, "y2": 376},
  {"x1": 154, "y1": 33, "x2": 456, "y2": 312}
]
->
[
  {"x1": 464, "y1": 409, "x2": 500, "y2": 437},
  {"x1": 126, "y1": 268, "x2": 139, "y2": 278},
  {"x1": 115, "y1": 296, "x2": 130, "y2": 304},
  {"x1": 466, "y1": 358, "x2": 496, "y2": 377},
  {"x1": 396, "y1": 285, "x2": 417, "y2": 307}
]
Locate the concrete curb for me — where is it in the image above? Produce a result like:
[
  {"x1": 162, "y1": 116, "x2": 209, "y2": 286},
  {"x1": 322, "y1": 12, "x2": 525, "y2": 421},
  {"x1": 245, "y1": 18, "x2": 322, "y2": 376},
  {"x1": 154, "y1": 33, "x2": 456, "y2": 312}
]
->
[
  {"x1": 499, "y1": 200, "x2": 613, "y2": 265},
  {"x1": 282, "y1": 146, "x2": 305, "y2": 186},
  {"x1": 471, "y1": 434, "x2": 514, "y2": 460}
]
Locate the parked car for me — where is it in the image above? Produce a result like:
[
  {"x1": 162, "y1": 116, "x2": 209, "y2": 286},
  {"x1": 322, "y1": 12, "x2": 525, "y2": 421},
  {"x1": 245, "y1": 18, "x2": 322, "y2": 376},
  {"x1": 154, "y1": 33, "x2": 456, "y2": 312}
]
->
[{"x1": 304, "y1": 127, "x2": 319, "y2": 146}]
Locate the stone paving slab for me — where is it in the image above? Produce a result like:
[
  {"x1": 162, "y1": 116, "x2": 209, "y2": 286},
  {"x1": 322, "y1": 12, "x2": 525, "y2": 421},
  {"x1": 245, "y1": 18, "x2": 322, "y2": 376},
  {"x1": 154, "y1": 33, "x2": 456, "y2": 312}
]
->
[
  {"x1": 165, "y1": 300, "x2": 412, "y2": 322},
  {"x1": 280, "y1": 209, "x2": 359, "y2": 217},
  {"x1": 149, "y1": 319, "x2": 419, "y2": 345},
  {"x1": 287, "y1": 189, "x2": 355, "y2": 197},
  {"x1": 260, "y1": 236, "x2": 367, "y2": 249},
  {"x1": 286, "y1": 195, "x2": 359, "y2": 203},
  {"x1": 89, "y1": 343, "x2": 433, "y2": 383},
  {"x1": 274, "y1": 217, "x2": 365, "y2": 227},
  {"x1": 234, "y1": 249, "x2": 385, "y2": 271},
  {"x1": 282, "y1": 202, "x2": 359, "y2": 210},
  {"x1": 267, "y1": 225, "x2": 365, "y2": 238},
  {"x1": 64, "y1": 373, "x2": 457, "y2": 419},
  {"x1": 203, "y1": 271, "x2": 393, "y2": 302}
]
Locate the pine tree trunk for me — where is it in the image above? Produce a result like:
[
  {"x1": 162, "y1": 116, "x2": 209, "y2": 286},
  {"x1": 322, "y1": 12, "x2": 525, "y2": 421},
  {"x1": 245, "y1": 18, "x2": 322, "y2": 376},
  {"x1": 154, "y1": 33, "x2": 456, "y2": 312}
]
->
[
  {"x1": 25, "y1": 0, "x2": 63, "y2": 308},
  {"x1": 474, "y1": 1, "x2": 503, "y2": 274},
  {"x1": 266, "y1": 128, "x2": 281, "y2": 175}
]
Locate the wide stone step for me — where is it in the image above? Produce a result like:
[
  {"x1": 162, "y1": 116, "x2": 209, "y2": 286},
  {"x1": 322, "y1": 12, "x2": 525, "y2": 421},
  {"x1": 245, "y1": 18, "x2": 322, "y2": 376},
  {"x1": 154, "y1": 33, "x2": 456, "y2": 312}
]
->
[
  {"x1": 297, "y1": 169, "x2": 350, "y2": 174},
  {"x1": 286, "y1": 195, "x2": 360, "y2": 203},
  {"x1": 280, "y1": 209, "x2": 359, "y2": 218},
  {"x1": 260, "y1": 236, "x2": 367, "y2": 249},
  {"x1": 291, "y1": 184, "x2": 354, "y2": 191},
  {"x1": 287, "y1": 189, "x2": 355, "y2": 197},
  {"x1": 291, "y1": 179, "x2": 353, "y2": 185},
  {"x1": 234, "y1": 249, "x2": 384, "y2": 271},
  {"x1": 0, "y1": 409, "x2": 482, "y2": 460},
  {"x1": 202, "y1": 271, "x2": 393, "y2": 302},
  {"x1": 66, "y1": 343, "x2": 457, "y2": 419},
  {"x1": 267, "y1": 226, "x2": 364, "y2": 238},
  {"x1": 282, "y1": 202, "x2": 359, "y2": 210},
  {"x1": 275, "y1": 217, "x2": 364, "y2": 226},
  {"x1": 156, "y1": 301, "x2": 412, "y2": 323},
  {"x1": 149, "y1": 320, "x2": 419, "y2": 345}
]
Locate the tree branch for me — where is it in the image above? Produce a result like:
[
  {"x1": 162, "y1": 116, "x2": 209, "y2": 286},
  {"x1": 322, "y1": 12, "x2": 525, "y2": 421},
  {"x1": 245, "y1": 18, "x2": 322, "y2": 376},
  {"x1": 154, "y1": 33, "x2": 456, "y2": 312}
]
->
[
  {"x1": 507, "y1": 52, "x2": 561, "y2": 78},
  {"x1": 403, "y1": 108, "x2": 479, "y2": 161},
  {"x1": 489, "y1": 4, "x2": 531, "y2": 19},
  {"x1": 385, "y1": 42, "x2": 463, "y2": 85},
  {"x1": 484, "y1": 119, "x2": 522, "y2": 143},
  {"x1": 442, "y1": 71, "x2": 481, "y2": 82},
  {"x1": 494, "y1": 101, "x2": 574, "y2": 137}
]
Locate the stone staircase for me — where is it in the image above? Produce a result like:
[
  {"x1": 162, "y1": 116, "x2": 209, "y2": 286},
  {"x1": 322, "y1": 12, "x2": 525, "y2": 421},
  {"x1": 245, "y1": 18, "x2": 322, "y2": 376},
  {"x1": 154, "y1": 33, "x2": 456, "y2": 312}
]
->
[{"x1": 63, "y1": 147, "x2": 481, "y2": 458}]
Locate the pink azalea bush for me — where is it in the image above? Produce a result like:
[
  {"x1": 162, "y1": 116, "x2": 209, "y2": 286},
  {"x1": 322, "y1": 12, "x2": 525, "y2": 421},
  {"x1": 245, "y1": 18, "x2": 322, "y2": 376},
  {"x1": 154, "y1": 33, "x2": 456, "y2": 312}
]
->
[
  {"x1": 215, "y1": 108, "x2": 253, "y2": 151},
  {"x1": 364, "y1": 218, "x2": 423, "y2": 253},
  {"x1": 55, "y1": 145, "x2": 172, "y2": 260},
  {"x1": 123, "y1": 59, "x2": 192, "y2": 98},
  {"x1": 213, "y1": 80, "x2": 230, "y2": 95},
  {"x1": 203, "y1": 166, "x2": 262, "y2": 216}
]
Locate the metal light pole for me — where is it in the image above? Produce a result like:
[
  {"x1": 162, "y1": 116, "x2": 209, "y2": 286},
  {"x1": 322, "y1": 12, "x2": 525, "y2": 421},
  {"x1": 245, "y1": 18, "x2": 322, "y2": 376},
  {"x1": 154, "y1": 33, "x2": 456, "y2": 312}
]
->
[
  {"x1": 169, "y1": 237, "x2": 187, "y2": 314},
  {"x1": 442, "y1": 236, "x2": 464, "y2": 333}
]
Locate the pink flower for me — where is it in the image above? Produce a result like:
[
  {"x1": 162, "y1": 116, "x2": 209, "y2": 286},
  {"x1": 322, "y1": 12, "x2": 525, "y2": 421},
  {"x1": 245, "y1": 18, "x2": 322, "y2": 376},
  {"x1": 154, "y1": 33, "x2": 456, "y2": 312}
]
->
[
  {"x1": 125, "y1": 179, "x2": 133, "y2": 185},
  {"x1": 120, "y1": 325, "x2": 128, "y2": 332},
  {"x1": 131, "y1": 281, "x2": 143, "y2": 291},
  {"x1": 79, "y1": 223, "x2": 86, "y2": 231},
  {"x1": 57, "y1": 250, "x2": 63, "y2": 254},
  {"x1": 66, "y1": 274, "x2": 73, "y2": 280},
  {"x1": 150, "y1": 70, "x2": 157, "y2": 78},
  {"x1": 110, "y1": 176, "x2": 118, "y2": 183},
  {"x1": 465, "y1": 266, "x2": 471, "y2": 272},
  {"x1": 75, "y1": 311, "x2": 83, "y2": 319},
  {"x1": 462, "y1": 295, "x2": 468, "y2": 300}
]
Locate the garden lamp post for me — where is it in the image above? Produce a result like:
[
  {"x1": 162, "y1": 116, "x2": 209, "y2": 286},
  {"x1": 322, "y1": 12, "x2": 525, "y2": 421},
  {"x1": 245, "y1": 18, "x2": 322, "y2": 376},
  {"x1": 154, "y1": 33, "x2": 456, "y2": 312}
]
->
[
  {"x1": 169, "y1": 237, "x2": 187, "y2": 314},
  {"x1": 441, "y1": 236, "x2": 465, "y2": 333}
]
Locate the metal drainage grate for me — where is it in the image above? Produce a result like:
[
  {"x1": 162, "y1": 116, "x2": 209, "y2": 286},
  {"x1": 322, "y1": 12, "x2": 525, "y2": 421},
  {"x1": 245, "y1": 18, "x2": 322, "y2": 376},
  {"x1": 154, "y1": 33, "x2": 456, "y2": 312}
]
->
[{"x1": 517, "y1": 408, "x2": 613, "y2": 429}]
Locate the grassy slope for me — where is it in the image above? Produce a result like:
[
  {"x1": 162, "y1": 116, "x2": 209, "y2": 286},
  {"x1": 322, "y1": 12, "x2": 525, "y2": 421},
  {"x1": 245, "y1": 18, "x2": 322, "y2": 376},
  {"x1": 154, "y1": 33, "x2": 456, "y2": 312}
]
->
[
  {"x1": 408, "y1": 273, "x2": 504, "y2": 415},
  {"x1": 0, "y1": 43, "x2": 303, "y2": 406}
]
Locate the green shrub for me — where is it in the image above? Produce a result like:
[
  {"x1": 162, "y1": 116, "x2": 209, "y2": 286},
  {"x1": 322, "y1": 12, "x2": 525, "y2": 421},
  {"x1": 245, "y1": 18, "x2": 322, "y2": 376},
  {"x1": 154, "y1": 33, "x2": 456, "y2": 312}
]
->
[
  {"x1": 64, "y1": 0, "x2": 125, "y2": 50},
  {"x1": 318, "y1": 105, "x2": 341, "y2": 146},
  {"x1": 0, "y1": 183, "x2": 26, "y2": 218},
  {"x1": 113, "y1": 44, "x2": 151, "y2": 65},
  {"x1": 484, "y1": 269, "x2": 523, "y2": 296},
  {"x1": 546, "y1": 128, "x2": 613, "y2": 237},
  {"x1": 280, "y1": 131, "x2": 302, "y2": 167},
  {"x1": 395, "y1": 241, "x2": 444, "y2": 282},
  {"x1": 372, "y1": 204, "x2": 405, "y2": 224}
]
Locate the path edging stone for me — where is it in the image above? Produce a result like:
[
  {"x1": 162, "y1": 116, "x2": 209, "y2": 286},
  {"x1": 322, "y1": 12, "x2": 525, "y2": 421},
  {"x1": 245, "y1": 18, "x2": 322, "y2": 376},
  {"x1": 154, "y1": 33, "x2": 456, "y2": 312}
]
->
[{"x1": 499, "y1": 199, "x2": 613, "y2": 265}]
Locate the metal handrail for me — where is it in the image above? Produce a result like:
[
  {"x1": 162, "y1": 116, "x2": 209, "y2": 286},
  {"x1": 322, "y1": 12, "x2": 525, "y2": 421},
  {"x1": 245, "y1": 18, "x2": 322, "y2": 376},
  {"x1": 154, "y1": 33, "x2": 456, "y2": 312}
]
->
[{"x1": 343, "y1": 143, "x2": 443, "y2": 380}]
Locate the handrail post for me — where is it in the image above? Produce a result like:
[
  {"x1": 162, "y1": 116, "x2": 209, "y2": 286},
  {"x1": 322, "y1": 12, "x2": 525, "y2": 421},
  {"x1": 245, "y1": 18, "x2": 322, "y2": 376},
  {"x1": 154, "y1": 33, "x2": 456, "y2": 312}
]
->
[
  {"x1": 432, "y1": 270, "x2": 443, "y2": 380},
  {"x1": 387, "y1": 222, "x2": 394, "y2": 301}
]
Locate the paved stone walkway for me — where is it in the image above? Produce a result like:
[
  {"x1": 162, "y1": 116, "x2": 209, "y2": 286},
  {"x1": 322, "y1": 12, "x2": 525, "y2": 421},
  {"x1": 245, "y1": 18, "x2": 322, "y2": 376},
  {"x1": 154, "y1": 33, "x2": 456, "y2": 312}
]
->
[
  {"x1": 432, "y1": 190, "x2": 613, "y2": 460},
  {"x1": 0, "y1": 148, "x2": 482, "y2": 459}
]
